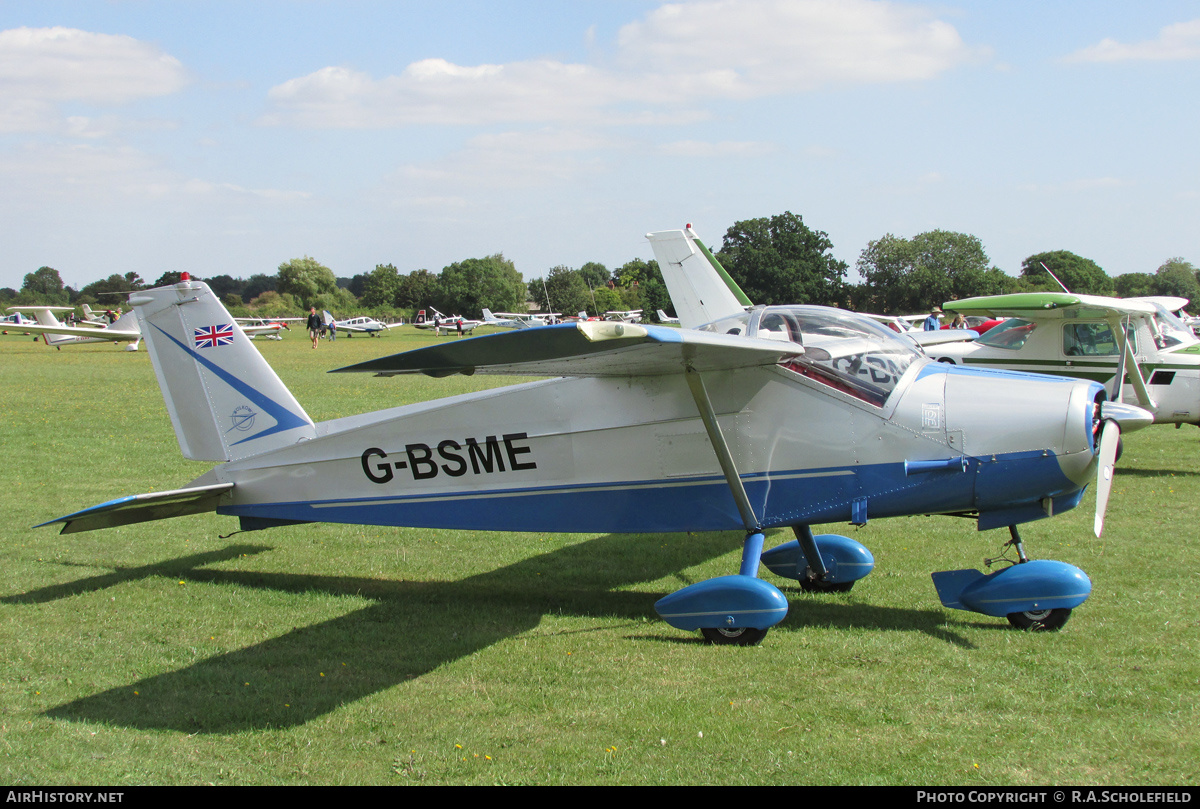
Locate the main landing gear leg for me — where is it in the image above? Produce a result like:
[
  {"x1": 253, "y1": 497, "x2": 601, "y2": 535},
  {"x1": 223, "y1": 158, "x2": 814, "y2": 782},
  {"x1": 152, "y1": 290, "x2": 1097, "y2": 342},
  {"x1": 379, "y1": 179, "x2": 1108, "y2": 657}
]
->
[
  {"x1": 655, "y1": 368, "x2": 788, "y2": 645},
  {"x1": 758, "y1": 525, "x2": 875, "y2": 592}
]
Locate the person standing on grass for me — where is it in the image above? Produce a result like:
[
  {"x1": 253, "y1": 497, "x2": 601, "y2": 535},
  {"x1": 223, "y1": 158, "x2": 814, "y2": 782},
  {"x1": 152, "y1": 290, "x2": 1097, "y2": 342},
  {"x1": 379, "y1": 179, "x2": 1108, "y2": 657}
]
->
[{"x1": 307, "y1": 306, "x2": 322, "y2": 349}]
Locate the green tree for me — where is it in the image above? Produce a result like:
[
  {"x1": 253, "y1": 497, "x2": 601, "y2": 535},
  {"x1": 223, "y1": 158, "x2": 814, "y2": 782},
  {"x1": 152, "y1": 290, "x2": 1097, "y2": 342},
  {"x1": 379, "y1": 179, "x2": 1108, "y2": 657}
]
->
[
  {"x1": 856, "y1": 230, "x2": 1012, "y2": 313},
  {"x1": 438, "y1": 254, "x2": 526, "y2": 317},
  {"x1": 247, "y1": 290, "x2": 300, "y2": 317},
  {"x1": 361, "y1": 263, "x2": 402, "y2": 308},
  {"x1": 21, "y1": 267, "x2": 67, "y2": 304},
  {"x1": 1114, "y1": 272, "x2": 1156, "y2": 298},
  {"x1": 578, "y1": 262, "x2": 611, "y2": 290},
  {"x1": 77, "y1": 273, "x2": 144, "y2": 304},
  {"x1": 530, "y1": 266, "x2": 591, "y2": 315},
  {"x1": 152, "y1": 271, "x2": 199, "y2": 287},
  {"x1": 716, "y1": 211, "x2": 849, "y2": 307},
  {"x1": 1153, "y1": 257, "x2": 1200, "y2": 300},
  {"x1": 397, "y1": 269, "x2": 440, "y2": 311},
  {"x1": 1020, "y1": 250, "x2": 1113, "y2": 295},
  {"x1": 276, "y1": 256, "x2": 338, "y2": 305},
  {"x1": 590, "y1": 286, "x2": 623, "y2": 315}
]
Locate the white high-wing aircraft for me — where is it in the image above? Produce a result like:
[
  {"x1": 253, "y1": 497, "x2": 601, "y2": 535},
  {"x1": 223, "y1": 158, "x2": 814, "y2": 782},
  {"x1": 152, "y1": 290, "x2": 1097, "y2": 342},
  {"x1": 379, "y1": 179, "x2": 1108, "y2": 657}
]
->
[
  {"x1": 482, "y1": 309, "x2": 558, "y2": 329},
  {"x1": 656, "y1": 309, "x2": 680, "y2": 324},
  {"x1": 414, "y1": 308, "x2": 480, "y2": 334},
  {"x1": 37, "y1": 231, "x2": 1151, "y2": 643},
  {"x1": 329, "y1": 315, "x2": 398, "y2": 337},
  {"x1": 7, "y1": 305, "x2": 143, "y2": 351},
  {"x1": 928, "y1": 292, "x2": 1200, "y2": 429},
  {"x1": 604, "y1": 309, "x2": 643, "y2": 323}
]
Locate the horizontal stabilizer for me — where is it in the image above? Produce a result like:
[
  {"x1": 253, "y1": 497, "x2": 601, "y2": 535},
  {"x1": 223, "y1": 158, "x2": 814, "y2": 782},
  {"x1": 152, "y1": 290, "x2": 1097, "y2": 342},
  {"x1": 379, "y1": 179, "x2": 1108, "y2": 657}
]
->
[
  {"x1": 331, "y1": 321, "x2": 800, "y2": 378},
  {"x1": 35, "y1": 482, "x2": 233, "y2": 534}
]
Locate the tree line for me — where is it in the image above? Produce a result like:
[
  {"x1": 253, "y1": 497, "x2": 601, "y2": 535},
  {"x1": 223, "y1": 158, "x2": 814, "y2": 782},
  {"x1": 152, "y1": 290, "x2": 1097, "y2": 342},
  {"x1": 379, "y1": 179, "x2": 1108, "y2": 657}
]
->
[{"x1": 6, "y1": 211, "x2": 1197, "y2": 321}]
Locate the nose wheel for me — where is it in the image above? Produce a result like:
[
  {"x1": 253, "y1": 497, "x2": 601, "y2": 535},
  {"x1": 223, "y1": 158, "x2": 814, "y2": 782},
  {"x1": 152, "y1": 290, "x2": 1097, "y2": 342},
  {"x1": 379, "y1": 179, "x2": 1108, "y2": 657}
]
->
[
  {"x1": 701, "y1": 626, "x2": 769, "y2": 646},
  {"x1": 1007, "y1": 608, "x2": 1072, "y2": 632}
]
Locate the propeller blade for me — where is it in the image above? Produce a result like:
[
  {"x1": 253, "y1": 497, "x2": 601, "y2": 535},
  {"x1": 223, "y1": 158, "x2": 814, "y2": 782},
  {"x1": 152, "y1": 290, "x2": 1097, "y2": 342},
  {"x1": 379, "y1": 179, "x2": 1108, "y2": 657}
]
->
[{"x1": 1093, "y1": 420, "x2": 1121, "y2": 537}]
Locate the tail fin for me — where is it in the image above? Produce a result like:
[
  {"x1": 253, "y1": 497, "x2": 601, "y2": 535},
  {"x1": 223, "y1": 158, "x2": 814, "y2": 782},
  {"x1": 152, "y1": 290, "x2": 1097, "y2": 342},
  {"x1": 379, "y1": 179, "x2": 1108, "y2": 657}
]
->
[
  {"x1": 646, "y1": 225, "x2": 751, "y2": 329},
  {"x1": 482, "y1": 308, "x2": 495, "y2": 322},
  {"x1": 416, "y1": 309, "x2": 427, "y2": 324},
  {"x1": 130, "y1": 278, "x2": 316, "y2": 462}
]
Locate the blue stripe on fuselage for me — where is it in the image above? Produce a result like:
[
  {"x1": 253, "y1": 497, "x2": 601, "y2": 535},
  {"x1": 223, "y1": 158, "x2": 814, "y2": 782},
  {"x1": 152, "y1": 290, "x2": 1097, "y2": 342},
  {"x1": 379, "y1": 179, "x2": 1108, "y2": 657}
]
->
[{"x1": 219, "y1": 450, "x2": 1079, "y2": 534}]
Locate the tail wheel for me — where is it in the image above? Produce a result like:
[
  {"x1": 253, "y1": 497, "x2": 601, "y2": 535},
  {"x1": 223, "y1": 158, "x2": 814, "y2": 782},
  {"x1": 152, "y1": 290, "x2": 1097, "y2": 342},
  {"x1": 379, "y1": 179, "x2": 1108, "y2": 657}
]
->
[
  {"x1": 701, "y1": 627, "x2": 768, "y2": 646},
  {"x1": 1007, "y1": 608, "x2": 1072, "y2": 632}
]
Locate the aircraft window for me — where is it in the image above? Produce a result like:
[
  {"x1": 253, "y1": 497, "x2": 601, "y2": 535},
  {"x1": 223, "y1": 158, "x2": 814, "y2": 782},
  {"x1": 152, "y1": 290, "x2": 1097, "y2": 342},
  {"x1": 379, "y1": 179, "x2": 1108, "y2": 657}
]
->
[
  {"x1": 1148, "y1": 303, "x2": 1195, "y2": 349},
  {"x1": 755, "y1": 306, "x2": 920, "y2": 407},
  {"x1": 698, "y1": 312, "x2": 752, "y2": 337},
  {"x1": 977, "y1": 319, "x2": 1036, "y2": 350},
  {"x1": 1062, "y1": 323, "x2": 1121, "y2": 356}
]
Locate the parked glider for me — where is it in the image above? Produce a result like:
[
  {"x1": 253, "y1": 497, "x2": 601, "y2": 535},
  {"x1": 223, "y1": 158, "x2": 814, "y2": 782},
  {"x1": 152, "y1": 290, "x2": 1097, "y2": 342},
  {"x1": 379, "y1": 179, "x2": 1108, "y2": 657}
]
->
[
  {"x1": 928, "y1": 293, "x2": 1200, "y2": 429},
  {"x1": 8, "y1": 305, "x2": 143, "y2": 351},
  {"x1": 37, "y1": 235, "x2": 1150, "y2": 643}
]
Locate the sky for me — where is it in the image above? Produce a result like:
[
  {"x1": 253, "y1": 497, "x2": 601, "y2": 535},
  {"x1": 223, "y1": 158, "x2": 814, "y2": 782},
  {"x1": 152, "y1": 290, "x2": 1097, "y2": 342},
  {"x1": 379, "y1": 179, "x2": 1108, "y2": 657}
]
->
[{"x1": 2, "y1": 0, "x2": 1198, "y2": 292}]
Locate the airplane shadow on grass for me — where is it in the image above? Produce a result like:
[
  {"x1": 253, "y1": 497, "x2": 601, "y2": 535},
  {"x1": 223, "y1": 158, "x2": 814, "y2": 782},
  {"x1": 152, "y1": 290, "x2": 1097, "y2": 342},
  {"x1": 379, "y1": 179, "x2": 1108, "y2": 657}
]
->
[{"x1": 10, "y1": 531, "x2": 968, "y2": 733}]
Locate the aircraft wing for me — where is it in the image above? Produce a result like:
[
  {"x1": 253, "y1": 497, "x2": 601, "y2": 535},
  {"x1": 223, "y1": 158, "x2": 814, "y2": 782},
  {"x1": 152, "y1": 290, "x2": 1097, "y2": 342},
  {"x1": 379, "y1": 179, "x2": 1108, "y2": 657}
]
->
[
  {"x1": 332, "y1": 321, "x2": 800, "y2": 378},
  {"x1": 944, "y1": 293, "x2": 1156, "y2": 320},
  {"x1": 34, "y1": 482, "x2": 233, "y2": 534},
  {"x1": 17, "y1": 323, "x2": 140, "y2": 341},
  {"x1": 904, "y1": 329, "x2": 979, "y2": 347}
]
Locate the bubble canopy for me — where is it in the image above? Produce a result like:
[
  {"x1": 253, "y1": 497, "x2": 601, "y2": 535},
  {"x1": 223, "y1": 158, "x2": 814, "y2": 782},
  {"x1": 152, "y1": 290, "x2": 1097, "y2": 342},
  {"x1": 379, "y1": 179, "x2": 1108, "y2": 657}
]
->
[{"x1": 695, "y1": 306, "x2": 924, "y2": 407}]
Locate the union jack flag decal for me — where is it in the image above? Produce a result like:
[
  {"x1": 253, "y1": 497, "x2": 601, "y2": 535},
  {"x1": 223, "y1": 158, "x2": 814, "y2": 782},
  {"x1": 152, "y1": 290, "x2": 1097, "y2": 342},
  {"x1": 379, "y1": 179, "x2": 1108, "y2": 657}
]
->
[{"x1": 194, "y1": 323, "x2": 235, "y2": 349}]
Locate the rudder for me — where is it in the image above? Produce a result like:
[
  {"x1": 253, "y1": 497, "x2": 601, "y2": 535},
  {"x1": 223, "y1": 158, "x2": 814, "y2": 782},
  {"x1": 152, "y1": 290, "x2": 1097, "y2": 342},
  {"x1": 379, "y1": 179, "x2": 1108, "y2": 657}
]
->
[{"x1": 130, "y1": 277, "x2": 316, "y2": 461}]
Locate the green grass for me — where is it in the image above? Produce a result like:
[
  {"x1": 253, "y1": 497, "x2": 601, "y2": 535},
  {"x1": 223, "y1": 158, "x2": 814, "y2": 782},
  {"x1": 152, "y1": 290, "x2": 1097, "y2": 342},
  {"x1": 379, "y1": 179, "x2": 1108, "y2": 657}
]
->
[{"x1": 1, "y1": 329, "x2": 1197, "y2": 785}]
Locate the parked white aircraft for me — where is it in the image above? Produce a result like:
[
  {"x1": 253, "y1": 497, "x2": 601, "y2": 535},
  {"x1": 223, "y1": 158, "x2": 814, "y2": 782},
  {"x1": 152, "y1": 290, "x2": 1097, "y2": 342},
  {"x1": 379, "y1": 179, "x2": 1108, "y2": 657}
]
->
[
  {"x1": 604, "y1": 309, "x2": 643, "y2": 323},
  {"x1": 8, "y1": 305, "x2": 142, "y2": 350},
  {"x1": 482, "y1": 309, "x2": 558, "y2": 329},
  {"x1": 235, "y1": 317, "x2": 299, "y2": 340},
  {"x1": 929, "y1": 292, "x2": 1200, "y2": 428},
  {"x1": 656, "y1": 309, "x2": 680, "y2": 324},
  {"x1": 331, "y1": 315, "x2": 399, "y2": 337},
  {"x1": 37, "y1": 234, "x2": 1150, "y2": 642},
  {"x1": 414, "y1": 308, "x2": 480, "y2": 335}
]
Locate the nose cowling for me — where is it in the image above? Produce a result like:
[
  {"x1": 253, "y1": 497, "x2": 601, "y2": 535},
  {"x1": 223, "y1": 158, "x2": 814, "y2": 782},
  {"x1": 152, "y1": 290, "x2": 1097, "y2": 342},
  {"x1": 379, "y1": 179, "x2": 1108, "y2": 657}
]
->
[{"x1": 934, "y1": 368, "x2": 1100, "y2": 508}]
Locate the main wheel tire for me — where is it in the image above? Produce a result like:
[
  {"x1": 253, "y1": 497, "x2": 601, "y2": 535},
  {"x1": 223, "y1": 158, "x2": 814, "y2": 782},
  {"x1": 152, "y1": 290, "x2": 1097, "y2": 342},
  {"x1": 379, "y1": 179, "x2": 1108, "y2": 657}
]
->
[
  {"x1": 1007, "y1": 608, "x2": 1072, "y2": 631},
  {"x1": 797, "y1": 578, "x2": 854, "y2": 593},
  {"x1": 701, "y1": 626, "x2": 768, "y2": 646}
]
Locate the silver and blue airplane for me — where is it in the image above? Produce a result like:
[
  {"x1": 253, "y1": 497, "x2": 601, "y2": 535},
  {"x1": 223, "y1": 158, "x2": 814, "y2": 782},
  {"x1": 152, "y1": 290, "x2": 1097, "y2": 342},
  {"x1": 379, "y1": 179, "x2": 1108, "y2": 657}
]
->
[{"x1": 36, "y1": 227, "x2": 1151, "y2": 644}]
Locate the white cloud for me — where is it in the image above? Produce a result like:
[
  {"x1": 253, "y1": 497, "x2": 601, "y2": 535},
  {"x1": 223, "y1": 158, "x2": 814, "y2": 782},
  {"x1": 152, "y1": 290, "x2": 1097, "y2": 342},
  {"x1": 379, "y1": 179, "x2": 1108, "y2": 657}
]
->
[
  {"x1": 657, "y1": 140, "x2": 774, "y2": 157},
  {"x1": 1065, "y1": 19, "x2": 1200, "y2": 62},
  {"x1": 617, "y1": 0, "x2": 979, "y2": 93},
  {"x1": 262, "y1": 0, "x2": 981, "y2": 129},
  {"x1": 383, "y1": 129, "x2": 615, "y2": 202},
  {"x1": 0, "y1": 142, "x2": 306, "y2": 205},
  {"x1": 0, "y1": 27, "x2": 188, "y2": 133}
]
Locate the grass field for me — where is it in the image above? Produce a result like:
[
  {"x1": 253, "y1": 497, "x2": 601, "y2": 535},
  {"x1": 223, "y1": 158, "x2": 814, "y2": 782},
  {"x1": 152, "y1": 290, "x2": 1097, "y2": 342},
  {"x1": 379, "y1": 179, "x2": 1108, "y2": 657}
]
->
[{"x1": 1, "y1": 328, "x2": 1197, "y2": 786}]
